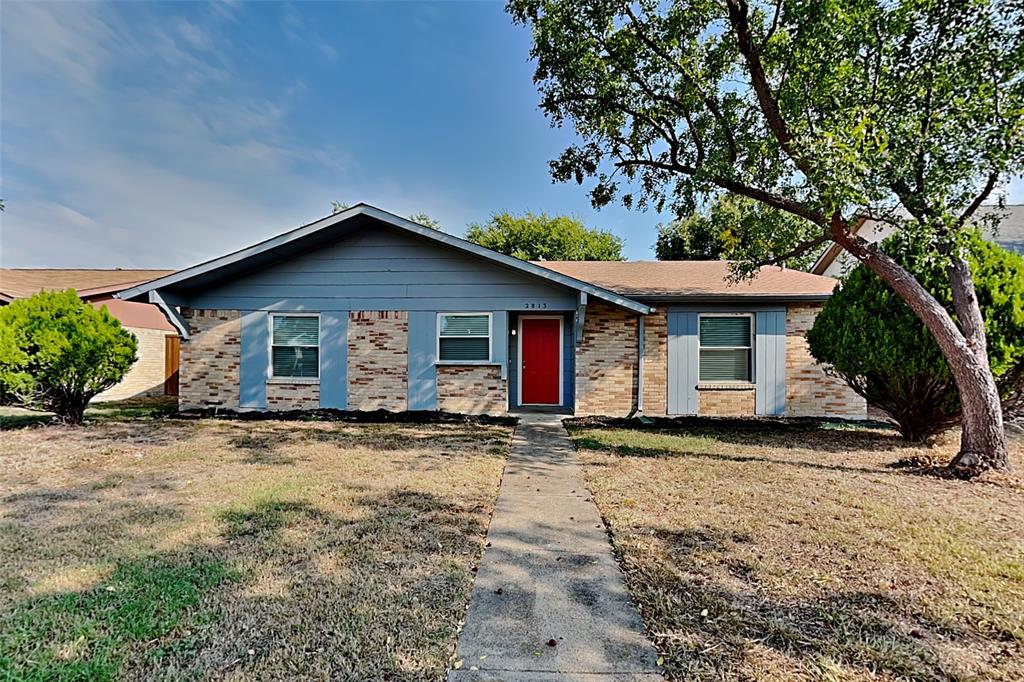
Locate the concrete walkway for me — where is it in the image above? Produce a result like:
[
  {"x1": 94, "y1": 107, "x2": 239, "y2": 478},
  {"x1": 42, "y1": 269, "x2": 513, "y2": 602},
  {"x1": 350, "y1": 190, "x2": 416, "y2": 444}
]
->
[{"x1": 448, "y1": 414, "x2": 662, "y2": 682}]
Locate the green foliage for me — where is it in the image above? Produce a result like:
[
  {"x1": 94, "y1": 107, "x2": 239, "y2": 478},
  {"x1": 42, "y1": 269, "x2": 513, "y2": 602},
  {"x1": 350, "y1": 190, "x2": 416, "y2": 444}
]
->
[
  {"x1": 466, "y1": 211, "x2": 624, "y2": 261},
  {"x1": 808, "y1": 233, "x2": 1024, "y2": 441},
  {"x1": 655, "y1": 195, "x2": 816, "y2": 269},
  {"x1": 0, "y1": 290, "x2": 137, "y2": 424},
  {"x1": 508, "y1": 0, "x2": 1024, "y2": 268},
  {"x1": 407, "y1": 212, "x2": 441, "y2": 230}
]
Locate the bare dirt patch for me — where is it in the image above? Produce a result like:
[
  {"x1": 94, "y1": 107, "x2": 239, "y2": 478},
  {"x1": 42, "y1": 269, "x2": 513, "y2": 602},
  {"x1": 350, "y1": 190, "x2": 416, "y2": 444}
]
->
[
  {"x1": 0, "y1": 417, "x2": 511, "y2": 680},
  {"x1": 568, "y1": 423, "x2": 1024, "y2": 681}
]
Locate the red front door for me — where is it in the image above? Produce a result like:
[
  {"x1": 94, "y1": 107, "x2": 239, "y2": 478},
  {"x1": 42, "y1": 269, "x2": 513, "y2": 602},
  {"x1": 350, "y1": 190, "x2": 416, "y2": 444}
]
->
[{"x1": 521, "y1": 317, "x2": 561, "y2": 405}]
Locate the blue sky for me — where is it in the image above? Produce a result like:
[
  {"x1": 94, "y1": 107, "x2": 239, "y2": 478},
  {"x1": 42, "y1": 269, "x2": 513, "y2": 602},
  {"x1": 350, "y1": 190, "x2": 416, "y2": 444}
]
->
[{"x1": 2, "y1": 1, "x2": 1022, "y2": 269}]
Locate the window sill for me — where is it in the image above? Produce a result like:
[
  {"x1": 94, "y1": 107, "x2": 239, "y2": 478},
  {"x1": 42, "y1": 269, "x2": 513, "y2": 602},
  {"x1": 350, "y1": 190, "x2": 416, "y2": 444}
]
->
[
  {"x1": 267, "y1": 377, "x2": 320, "y2": 385},
  {"x1": 435, "y1": 361, "x2": 501, "y2": 367},
  {"x1": 697, "y1": 382, "x2": 755, "y2": 391}
]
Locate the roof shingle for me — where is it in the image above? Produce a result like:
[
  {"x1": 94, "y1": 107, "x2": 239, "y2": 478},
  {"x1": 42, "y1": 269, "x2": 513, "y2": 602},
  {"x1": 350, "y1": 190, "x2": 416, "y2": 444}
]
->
[
  {"x1": 533, "y1": 260, "x2": 837, "y2": 298},
  {"x1": 0, "y1": 269, "x2": 175, "y2": 299}
]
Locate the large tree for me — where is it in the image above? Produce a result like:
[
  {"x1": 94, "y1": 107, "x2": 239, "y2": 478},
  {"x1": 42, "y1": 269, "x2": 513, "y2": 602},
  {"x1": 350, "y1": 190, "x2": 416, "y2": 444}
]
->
[
  {"x1": 508, "y1": 0, "x2": 1024, "y2": 476},
  {"x1": 466, "y1": 211, "x2": 624, "y2": 260},
  {"x1": 656, "y1": 194, "x2": 815, "y2": 268}
]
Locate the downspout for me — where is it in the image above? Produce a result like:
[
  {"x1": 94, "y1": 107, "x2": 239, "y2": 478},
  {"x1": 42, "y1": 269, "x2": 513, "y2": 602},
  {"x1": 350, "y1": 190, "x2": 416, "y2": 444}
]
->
[{"x1": 633, "y1": 314, "x2": 645, "y2": 416}]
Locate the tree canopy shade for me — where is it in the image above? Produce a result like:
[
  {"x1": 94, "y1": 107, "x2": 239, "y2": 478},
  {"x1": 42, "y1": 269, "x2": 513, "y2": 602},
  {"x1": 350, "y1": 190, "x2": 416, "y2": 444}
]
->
[
  {"x1": 655, "y1": 194, "x2": 816, "y2": 269},
  {"x1": 508, "y1": 0, "x2": 1024, "y2": 476},
  {"x1": 0, "y1": 290, "x2": 137, "y2": 424},
  {"x1": 808, "y1": 233, "x2": 1024, "y2": 442},
  {"x1": 465, "y1": 212, "x2": 625, "y2": 260}
]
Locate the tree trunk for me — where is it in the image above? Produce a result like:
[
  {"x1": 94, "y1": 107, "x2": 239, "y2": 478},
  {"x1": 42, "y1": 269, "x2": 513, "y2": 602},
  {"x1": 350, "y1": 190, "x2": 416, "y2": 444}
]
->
[
  {"x1": 945, "y1": 256, "x2": 1008, "y2": 475},
  {"x1": 829, "y1": 216, "x2": 1008, "y2": 476}
]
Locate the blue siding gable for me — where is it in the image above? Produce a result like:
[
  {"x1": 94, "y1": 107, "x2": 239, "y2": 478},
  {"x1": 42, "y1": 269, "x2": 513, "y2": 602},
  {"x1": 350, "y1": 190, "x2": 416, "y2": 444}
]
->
[{"x1": 185, "y1": 228, "x2": 579, "y2": 313}]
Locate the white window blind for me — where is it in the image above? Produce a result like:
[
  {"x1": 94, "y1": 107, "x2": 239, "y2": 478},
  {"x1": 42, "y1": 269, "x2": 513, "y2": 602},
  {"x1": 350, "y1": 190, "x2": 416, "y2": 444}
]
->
[
  {"x1": 438, "y1": 314, "x2": 490, "y2": 362},
  {"x1": 271, "y1": 315, "x2": 319, "y2": 378},
  {"x1": 699, "y1": 315, "x2": 752, "y2": 382}
]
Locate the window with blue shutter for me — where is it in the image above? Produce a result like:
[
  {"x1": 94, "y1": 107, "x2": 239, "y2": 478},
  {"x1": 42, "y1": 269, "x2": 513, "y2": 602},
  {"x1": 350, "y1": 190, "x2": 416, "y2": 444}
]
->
[
  {"x1": 271, "y1": 315, "x2": 320, "y2": 378},
  {"x1": 438, "y1": 313, "x2": 490, "y2": 362},
  {"x1": 698, "y1": 315, "x2": 752, "y2": 382}
]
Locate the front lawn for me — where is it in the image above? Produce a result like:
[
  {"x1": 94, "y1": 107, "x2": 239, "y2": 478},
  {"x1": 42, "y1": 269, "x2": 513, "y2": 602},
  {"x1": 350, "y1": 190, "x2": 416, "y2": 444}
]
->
[
  {"x1": 568, "y1": 421, "x2": 1024, "y2": 682},
  {"x1": 0, "y1": 416, "x2": 511, "y2": 680}
]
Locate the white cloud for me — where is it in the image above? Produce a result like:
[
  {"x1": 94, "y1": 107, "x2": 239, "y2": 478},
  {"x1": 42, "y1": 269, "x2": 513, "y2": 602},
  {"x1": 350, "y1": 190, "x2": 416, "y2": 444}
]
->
[{"x1": 0, "y1": 1, "x2": 365, "y2": 268}]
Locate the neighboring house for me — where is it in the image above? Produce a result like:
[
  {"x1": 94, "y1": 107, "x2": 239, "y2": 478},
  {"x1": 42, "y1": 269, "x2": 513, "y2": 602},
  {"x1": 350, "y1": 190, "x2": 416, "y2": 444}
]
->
[
  {"x1": 119, "y1": 204, "x2": 864, "y2": 419},
  {"x1": 811, "y1": 204, "x2": 1024, "y2": 277},
  {"x1": 0, "y1": 268, "x2": 179, "y2": 401}
]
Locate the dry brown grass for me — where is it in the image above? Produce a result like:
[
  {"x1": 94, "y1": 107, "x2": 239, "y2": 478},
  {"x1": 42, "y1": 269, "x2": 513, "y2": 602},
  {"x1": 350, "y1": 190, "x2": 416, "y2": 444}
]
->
[
  {"x1": 569, "y1": 423, "x2": 1024, "y2": 682},
  {"x1": 0, "y1": 417, "x2": 511, "y2": 680}
]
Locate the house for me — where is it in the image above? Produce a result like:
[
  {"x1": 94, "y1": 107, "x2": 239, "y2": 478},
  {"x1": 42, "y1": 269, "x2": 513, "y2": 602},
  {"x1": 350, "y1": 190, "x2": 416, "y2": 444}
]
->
[
  {"x1": 0, "y1": 268, "x2": 179, "y2": 401},
  {"x1": 811, "y1": 204, "x2": 1024, "y2": 277},
  {"x1": 119, "y1": 204, "x2": 864, "y2": 418}
]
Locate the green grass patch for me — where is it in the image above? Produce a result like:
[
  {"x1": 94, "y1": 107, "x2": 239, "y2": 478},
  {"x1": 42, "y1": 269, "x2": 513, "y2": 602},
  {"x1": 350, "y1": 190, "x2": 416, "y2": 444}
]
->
[{"x1": 0, "y1": 554, "x2": 236, "y2": 681}]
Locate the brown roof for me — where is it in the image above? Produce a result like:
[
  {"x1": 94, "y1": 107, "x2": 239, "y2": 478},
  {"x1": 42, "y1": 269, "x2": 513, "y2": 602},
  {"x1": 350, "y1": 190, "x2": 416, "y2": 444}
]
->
[
  {"x1": 0, "y1": 269, "x2": 175, "y2": 299},
  {"x1": 533, "y1": 261, "x2": 837, "y2": 298},
  {"x1": 91, "y1": 299, "x2": 176, "y2": 332}
]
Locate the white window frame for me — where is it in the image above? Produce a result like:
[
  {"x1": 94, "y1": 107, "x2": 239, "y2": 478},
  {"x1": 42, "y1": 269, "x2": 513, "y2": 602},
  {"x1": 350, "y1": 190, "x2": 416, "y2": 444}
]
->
[
  {"x1": 436, "y1": 312, "x2": 492, "y2": 364},
  {"x1": 268, "y1": 312, "x2": 321, "y2": 380},
  {"x1": 697, "y1": 312, "x2": 754, "y2": 384}
]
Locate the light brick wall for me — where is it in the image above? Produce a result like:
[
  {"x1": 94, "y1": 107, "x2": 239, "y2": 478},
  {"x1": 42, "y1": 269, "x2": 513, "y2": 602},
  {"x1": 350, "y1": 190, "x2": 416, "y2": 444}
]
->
[
  {"x1": 179, "y1": 309, "x2": 240, "y2": 410},
  {"x1": 575, "y1": 302, "x2": 638, "y2": 416},
  {"x1": 786, "y1": 303, "x2": 866, "y2": 418},
  {"x1": 641, "y1": 308, "x2": 668, "y2": 415},
  {"x1": 698, "y1": 386, "x2": 756, "y2": 416},
  {"x1": 94, "y1": 326, "x2": 174, "y2": 402},
  {"x1": 437, "y1": 365, "x2": 506, "y2": 414},
  {"x1": 347, "y1": 311, "x2": 408, "y2": 411},
  {"x1": 266, "y1": 382, "x2": 320, "y2": 410}
]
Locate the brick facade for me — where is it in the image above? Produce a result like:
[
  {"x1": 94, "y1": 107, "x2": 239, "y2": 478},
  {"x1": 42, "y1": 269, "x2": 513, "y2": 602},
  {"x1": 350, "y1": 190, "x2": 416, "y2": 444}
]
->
[
  {"x1": 786, "y1": 303, "x2": 866, "y2": 418},
  {"x1": 94, "y1": 326, "x2": 175, "y2": 402},
  {"x1": 575, "y1": 302, "x2": 639, "y2": 416},
  {"x1": 641, "y1": 308, "x2": 668, "y2": 415},
  {"x1": 347, "y1": 311, "x2": 408, "y2": 411},
  {"x1": 698, "y1": 386, "x2": 756, "y2": 416},
  {"x1": 179, "y1": 309, "x2": 240, "y2": 409},
  {"x1": 266, "y1": 382, "x2": 320, "y2": 410},
  {"x1": 172, "y1": 302, "x2": 863, "y2": 420},
  {"x1": 436, "y1": 365, "x2": 507, "y2": 414}
]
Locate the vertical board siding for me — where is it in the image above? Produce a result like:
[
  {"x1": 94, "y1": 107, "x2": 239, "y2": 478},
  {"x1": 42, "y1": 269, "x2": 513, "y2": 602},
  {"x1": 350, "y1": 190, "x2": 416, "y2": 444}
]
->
[
  {"x1": 186, "y1": 228, "x2": 579, "y2": 312},
  {"x1": 563, "y1": 314, "x2": 575, "y2": 410},
  {"x1": 754, "y1": 310, "x2": 786, "y2": 415},
  {"x1": 491, "y1": 311, "x2": 508, "y2": 380},
  {"x1": 239, "y1": 311, "x2": 268, "y2": 409},
  {"x1": 319, "y1": 312, "x2": 348, "y2": 409},
  {"x1": 407, "y1": 311, "x2": 438, "y2": 411},
  {"x1": 667, "y1": 311, "x2": 699, "y2": 415}
]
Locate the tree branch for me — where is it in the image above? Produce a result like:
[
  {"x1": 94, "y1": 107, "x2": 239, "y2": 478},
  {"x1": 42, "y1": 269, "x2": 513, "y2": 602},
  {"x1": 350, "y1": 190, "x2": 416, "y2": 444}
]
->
[
  {"x1": 751, "y1": 233, "x2": 831, "y2": 268},
  {"x1": 724, "y1": 0, "x2": 810, "y2": 176},
  {"x1": 622, "y1": 4, "x2": 739, "y2": 163},
  {"x1": 958, "y1": 171, "x2": 999, "y2": 227}
]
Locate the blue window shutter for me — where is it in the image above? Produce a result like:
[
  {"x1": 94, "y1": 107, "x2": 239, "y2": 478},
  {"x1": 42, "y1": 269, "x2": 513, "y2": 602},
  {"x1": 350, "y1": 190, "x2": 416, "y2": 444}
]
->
[
  {"x1": 319, "y1": 312, "x2": 347, "y2": 409},
  {"x1": 407, "y1": 311, "x2": 438, "y2": 411},
  {"x1": 240, "y1": 311, "x2": 268, "y2": 409},
  {"x1": 755, "y1": 310, "x2": 787, "y2": 415},
  {"x1": 491, "y1": 311, "x2": 508, "y2": 380},
  {"x1": 667, "y1": 311, "x2": 699, "y2": 414}
]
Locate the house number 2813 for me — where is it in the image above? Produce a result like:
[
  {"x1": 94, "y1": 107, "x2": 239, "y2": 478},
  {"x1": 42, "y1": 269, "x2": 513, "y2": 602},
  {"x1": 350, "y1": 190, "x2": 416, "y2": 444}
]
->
[{"x1": 524, "y1": 302, "x2": 548, "y2": 309}]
